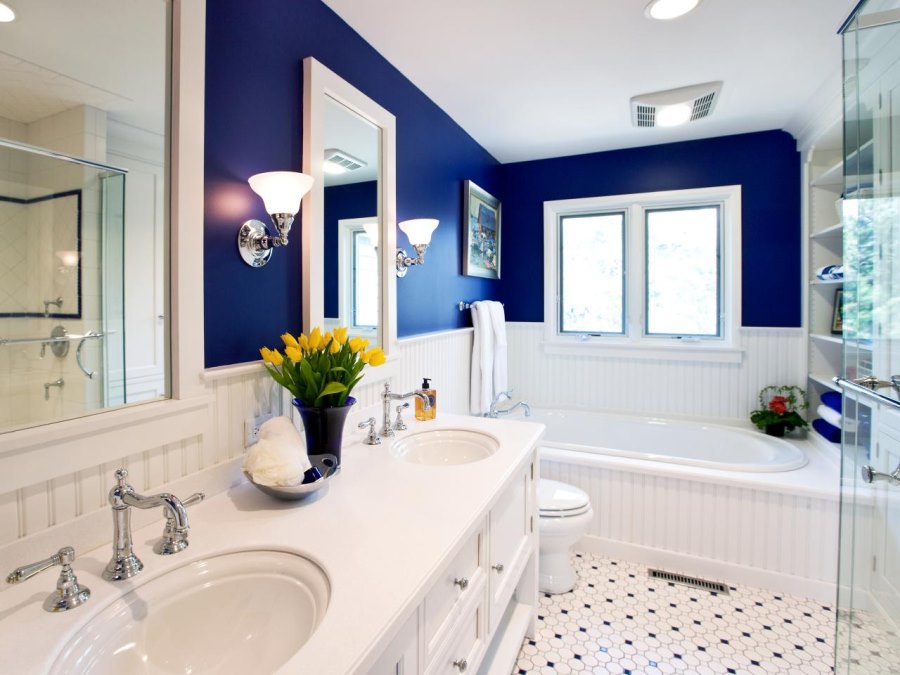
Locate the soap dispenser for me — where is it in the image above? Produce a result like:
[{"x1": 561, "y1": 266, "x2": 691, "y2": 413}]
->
[{"x1": 416, "y1": 378, "x2": 437, "y2": 421}]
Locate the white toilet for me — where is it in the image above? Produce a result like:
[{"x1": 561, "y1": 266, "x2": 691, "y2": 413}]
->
[{"x1": 538, "y1": 478, "x2": 593, "y2": 594}]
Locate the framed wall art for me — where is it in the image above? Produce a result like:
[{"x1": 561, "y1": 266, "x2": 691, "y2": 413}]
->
[
  {"x1": 831, "y1": 288, "x2": 843, "y2": 335},
  {"x1": 463, "y1": 180, "x2": 501, "y2": 279}
]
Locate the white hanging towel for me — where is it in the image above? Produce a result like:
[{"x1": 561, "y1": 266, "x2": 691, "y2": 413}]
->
[
  {"x1": 470, "y1": 300, "x2": 508, "y2": 415},
  {"x1": 470, "y1": 301, "x2": 495, "y2": 415},
  {"x1": 487, "y1": 301, "x2": 508, "y2": 397}
]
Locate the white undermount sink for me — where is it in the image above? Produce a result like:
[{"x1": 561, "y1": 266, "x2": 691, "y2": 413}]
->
[
  {"x1": 50, "y1": 550, "x2": 330, "y2": 675},
  {"x1": 391, "y1": 428, "x2": 499, "y2": 465}
]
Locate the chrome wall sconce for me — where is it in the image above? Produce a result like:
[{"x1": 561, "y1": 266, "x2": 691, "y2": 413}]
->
[
  {"x1": 238, "y1": 171, "x2": 314, "y2": 268},
  {"x1": 396, "y1": 218, "x2": 439, "y2": 277}
]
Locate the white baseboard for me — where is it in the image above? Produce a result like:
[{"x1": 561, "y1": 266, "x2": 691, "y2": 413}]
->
[{"x1": 577, "y1": 535, "x2": 838, "y2": 605}]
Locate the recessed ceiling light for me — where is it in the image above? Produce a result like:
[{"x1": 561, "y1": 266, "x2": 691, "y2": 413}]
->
[
  {"x1": 645, "y1": 0, "x2": 701, "y2": 20},
  {"x1": 0, "y1": 2, "x2": 15, "y2": 22}
]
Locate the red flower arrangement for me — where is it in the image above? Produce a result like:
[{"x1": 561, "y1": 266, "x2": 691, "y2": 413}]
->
[{"x1": 750, "y1": 386, "x2": 808, "y2": 435}]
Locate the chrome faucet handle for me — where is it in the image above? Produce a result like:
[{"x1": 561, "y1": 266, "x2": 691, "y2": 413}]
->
[
  {"x1": 7, "y1": 546, "x2": 91, "y2": 612},
  {"x1": 394, "y1": 402, "x2": 410, "y2": 431},
  {"x1": 155, "y1": 492, "x2": 205, "y2": 555},
  {"x1": 496, "y1": 389, "x2": 513, "y2": 403},
  {"x1": 358, "y1": 417, "x2": 381, "y2": 445}
]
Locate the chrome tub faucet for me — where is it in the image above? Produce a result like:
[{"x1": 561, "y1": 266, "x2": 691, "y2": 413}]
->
[
  {"x1": 103, "y1": 468, "x2": 201, "y2": 581},
  {"x1": 381, "y1": 383, "x2": 430, "y2": 437},
  {"x1": 487, "y1": 390, "x2": 531, "y2": 418}
]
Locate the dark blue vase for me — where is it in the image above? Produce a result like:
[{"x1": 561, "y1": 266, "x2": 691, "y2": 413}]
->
[{"x1": 292, "y1": 396, "x2": 355, "y2": 469}]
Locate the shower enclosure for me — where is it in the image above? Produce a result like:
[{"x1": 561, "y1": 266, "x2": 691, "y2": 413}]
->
[
  {"x1": 836, "y1": 2, "x2": 900, "y2": 672},
  {"x1": 0, "y1": 139, "x2": 126, "y2": 430}
]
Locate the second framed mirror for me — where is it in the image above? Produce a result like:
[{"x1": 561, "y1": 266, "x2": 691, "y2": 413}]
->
[{"x1": 302, "y1": 57, "x2": 399, "y2": 379}]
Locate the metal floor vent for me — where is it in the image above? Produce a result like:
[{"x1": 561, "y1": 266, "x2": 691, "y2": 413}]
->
[{"x1": 648, "y1": 568, "x2": 730, "y2": 595}]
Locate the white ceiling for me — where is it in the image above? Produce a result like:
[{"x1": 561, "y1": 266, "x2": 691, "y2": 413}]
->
[
  {"x1": 324, "y1": 97, "x2": 380, "y2": 187},
  {"x1": 323, "y1": 0, "x2": 858, "y2": 163},
  {"x1": 0, "y1": 0, "x2": 165, "y2": 134}
]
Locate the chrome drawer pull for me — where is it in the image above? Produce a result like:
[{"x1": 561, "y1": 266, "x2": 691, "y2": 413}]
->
[
  {"x1": 492, "y1": 562, "x2": 504, "y2": 573},
  {"x1": 453, "y1": 576, "x2": 469, "y2": 590},
  {"x1": 453, "y1": 658, "x2": 468, "y2": 672}
]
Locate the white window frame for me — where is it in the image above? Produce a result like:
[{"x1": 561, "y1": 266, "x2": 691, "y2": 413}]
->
[
  {"x1": 543, "y1": 185, "x2": 743, "y2": 363},
  {"x1": 337, "y1": 216, "x2": 378, "y2": 337}
]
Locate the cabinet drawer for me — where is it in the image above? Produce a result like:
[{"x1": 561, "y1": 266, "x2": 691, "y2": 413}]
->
[
  {"x1": 427, "y1": 598, "x2": 485, "y2": 675},
  {"x1": 423, "y1": 527, "x2": 484, "y2": 661}
]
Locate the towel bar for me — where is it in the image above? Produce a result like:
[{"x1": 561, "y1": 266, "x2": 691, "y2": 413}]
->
[{"x1": 458, "y1": 301, "x2": 504, "y2": 311}]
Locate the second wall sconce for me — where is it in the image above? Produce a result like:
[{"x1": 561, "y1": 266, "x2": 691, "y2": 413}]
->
[
  {"x1": 238, "y1": 171, "x2": 314, "y2": 268},
  {"x1": 396, "y1": 218, "x2": 439, "y2": 277}
]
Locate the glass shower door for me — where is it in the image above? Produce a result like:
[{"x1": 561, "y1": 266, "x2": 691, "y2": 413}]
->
[{"x1": 837, "y1": 3, "x2": 900, "y2": 673}]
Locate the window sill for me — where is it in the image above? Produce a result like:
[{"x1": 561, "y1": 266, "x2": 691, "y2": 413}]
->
[{"x1": 540, "y1": 340, "x2": 744, "y2": 363}]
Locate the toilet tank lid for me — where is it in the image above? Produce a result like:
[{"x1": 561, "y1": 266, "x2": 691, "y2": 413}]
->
[{"x1": 538, "y1": 478, "x2": 590, "y2": 512}]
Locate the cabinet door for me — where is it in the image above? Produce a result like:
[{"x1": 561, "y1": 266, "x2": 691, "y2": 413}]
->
[
  {"x1": 487, "y1": 467, "x2": 531, "y2": 635},
  {"x1": 423, "y1": 527, "x2": 484, "y2": 663},
  {"x1": 368, "y1": 610, "x2": 419, "y2": 675}
]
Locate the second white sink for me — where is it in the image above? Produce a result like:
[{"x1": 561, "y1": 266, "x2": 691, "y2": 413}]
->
[
  {"x1": 392, "y1": 428, "x2": 499, "y2": 465},
  {"x1": 50, "y1": 550, "x2": 329, "y2": 675}
]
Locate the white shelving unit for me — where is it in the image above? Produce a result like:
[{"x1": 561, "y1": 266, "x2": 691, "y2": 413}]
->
[{"x1": 804, "y1": 120, "x2": 845, "y2": 447}]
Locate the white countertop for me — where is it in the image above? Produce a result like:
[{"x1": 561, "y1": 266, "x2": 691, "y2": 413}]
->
[{"x1": 0, "y1": 414, "x2": 544, "y2": 675}]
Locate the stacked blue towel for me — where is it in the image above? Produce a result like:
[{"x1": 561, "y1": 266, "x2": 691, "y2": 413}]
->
[
  {"x1": 821, "y1": 391, "x2": 842, "y2": 413},
  {"x1": 815, "y1": 265, "x2": 844, "y2": 281},
  {"x1": 813, "y1": 391, "x2": 843, "y2": 443},
  {"x1": 813, "y1": 418, "x2": 841, "y2": 443}
]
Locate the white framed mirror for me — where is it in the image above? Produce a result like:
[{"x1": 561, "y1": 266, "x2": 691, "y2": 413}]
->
[
  {"x1": 0, "y1": 0, "x2": 206, "y2": 494},
  {"x1": 302, "y1": 57, "x2": 399, "y2": 380}
]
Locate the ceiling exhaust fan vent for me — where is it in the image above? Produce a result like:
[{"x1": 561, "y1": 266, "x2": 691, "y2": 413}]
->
[
  {"x1": 630, "y1": 81, "x2": 722, "y2": 128},
  {"x1": 324, "y1": 148, "x2": 367, "y2": 172},
  {"x1": 634, "y1": 104, "x2": 656, "y2": 128}
]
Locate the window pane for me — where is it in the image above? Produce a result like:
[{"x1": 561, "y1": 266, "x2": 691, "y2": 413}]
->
[
  {"x1": 645, "y1": 206, "x2": 721, "y2": 337},
  {"x1": 353, "y1": 230, "x2": 378, "y2": 328},
  {"x1": 559, "y1": 212, "x2": 625, "y2": 334}
]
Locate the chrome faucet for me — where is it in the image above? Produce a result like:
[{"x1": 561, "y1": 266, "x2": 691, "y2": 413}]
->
[
  {"x1": 6, "y1": 546, "x2": 90, "y2": 612},
  {"x1": 487, "y1": 390, "x2": 531, "y2": 418},
  {"x1": 381, "y1": 383, "x2": 430, "y2": 437},
  {"x1": 103, "y1": 468, "x2": 193, "y2": 581}
]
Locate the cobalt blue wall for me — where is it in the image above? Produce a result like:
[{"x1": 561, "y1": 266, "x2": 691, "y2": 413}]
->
[
  {"x1": 323, "y1": 181, "x2": 377, "y2": 317},
  {"x1": 495, "y1": 130, "x2": 802, "y2": 327},
  {"x1": 204, "y1": 0, "x2": 501, "y2": 367}
]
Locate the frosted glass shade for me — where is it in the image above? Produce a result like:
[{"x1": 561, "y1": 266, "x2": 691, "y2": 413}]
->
[
  {"x1": 362, "y1": 221, "x2": 379, "y2": 247},
  {"x1": 248, "y1": 171, "x2": 314, "y2": 216},
  {"x1": 398, "y1": 218, "x2": 439, "y2": 246},
  {"x1": 0, "y1": 3, "x2": 15, "y2": 22}
]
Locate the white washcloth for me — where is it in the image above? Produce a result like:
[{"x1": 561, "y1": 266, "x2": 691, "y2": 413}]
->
[
  {"x1": 243, "y1": 416, "x2": 311, "y2": 486},
  {"x1": 486, "y1": 301, "x2": 508, "y2": 398},
  {"x1": 817, "y1": 404, "x2": 842, "y2": 429},
  {"x1": 470, "y1": 301, "x2": 495, "y2": 415}
]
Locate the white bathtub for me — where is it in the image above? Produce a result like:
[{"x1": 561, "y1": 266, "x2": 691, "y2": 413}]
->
[{"x1": 526, "y1": 409, "x2": 807, "y2": 472}]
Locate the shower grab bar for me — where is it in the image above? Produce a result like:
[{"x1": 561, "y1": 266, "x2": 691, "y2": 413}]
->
[
  {"x1": 834, "y1": 375, "x2": 900, "y2": 412},
  {"x1": 75, "y1": 332, "x2": 101, "y2": 379},
  {"x1": 0, "y1": 332, "x2": 110, "y2": 347}
]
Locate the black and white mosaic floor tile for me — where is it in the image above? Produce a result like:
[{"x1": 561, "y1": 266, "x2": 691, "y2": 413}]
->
[
  {"x1": 835, "y1": 607, "x2": 900, "y2": 675},
  {"x1": 513, "y1": 552, "x2": 836, "y2": 675}
]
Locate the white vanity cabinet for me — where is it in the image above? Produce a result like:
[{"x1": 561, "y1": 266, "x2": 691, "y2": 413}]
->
[{"x1": 369, "y1": 450, "x2": 538, "y2": 675}]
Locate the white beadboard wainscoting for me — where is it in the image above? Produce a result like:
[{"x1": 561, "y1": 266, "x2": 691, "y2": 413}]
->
[
  {"x1": 507, "y1": 323, "x2": 806, "y2": 423},
  {"x1": 542, "y1": 456, "x2": 840, "y2": 603},
  {"x1": 0, "y1": 328, "x2": 476, "y2": 574}
]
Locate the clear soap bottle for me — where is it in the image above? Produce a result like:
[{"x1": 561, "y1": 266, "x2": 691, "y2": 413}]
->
[{"x1": 415, "y1": 377, "x2": 437, "y2": 420}]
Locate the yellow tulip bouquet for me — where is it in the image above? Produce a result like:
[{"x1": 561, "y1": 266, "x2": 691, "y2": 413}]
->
[{"x1": 259, "y1": 327, "x2": 385, "y2": 408}]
